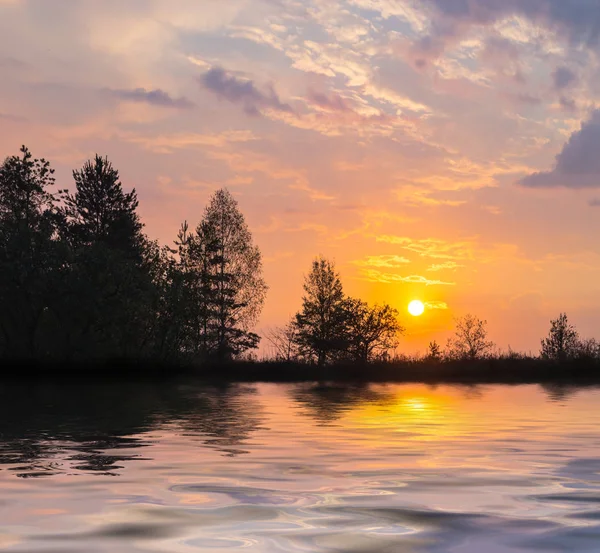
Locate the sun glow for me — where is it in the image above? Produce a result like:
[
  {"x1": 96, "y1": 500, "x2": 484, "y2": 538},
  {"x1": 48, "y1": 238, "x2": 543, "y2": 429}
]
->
[{"x1": 408, "y1": 300, "x2": 425, "y2": 317}]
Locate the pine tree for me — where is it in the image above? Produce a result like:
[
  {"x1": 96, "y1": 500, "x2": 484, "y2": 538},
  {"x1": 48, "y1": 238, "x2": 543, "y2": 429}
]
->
[{"x1": 59, "y1": 155, "x2": 154, "y2": 359}]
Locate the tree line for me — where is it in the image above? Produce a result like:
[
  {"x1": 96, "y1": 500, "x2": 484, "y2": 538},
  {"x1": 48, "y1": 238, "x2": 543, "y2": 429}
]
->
[
  {"x1": 0, "y1": 146, "x2": 266, "y2": 362},
  {"x1": 1, "y1": 145, "x2": 596, "y2": 369},
  {"x1": 268, "y1": 261, "x2": 600, "y2": 365}
]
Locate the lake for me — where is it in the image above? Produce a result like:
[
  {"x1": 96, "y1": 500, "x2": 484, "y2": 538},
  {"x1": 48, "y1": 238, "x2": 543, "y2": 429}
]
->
[{"x1": 1, "y1": 380, "x2": 600, "y2": 552}]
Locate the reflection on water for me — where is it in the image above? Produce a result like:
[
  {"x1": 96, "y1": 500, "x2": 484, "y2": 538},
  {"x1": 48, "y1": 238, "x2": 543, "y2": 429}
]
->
[{"x1": 1, "y1": 380, "x2": 600, "y2": 551}]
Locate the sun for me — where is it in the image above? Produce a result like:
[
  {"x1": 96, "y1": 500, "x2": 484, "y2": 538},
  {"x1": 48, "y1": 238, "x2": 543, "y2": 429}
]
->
[{"x1": 408, "y1": 300, "x2": 425, "y2": 317}]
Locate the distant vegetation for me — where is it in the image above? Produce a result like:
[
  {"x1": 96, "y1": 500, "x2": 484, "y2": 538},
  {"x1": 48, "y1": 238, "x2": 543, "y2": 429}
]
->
[{"x1": 1, "y1": 145, "x2": 600, "y2": 380}]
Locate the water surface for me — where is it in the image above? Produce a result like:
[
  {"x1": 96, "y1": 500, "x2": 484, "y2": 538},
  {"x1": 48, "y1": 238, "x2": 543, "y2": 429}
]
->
[{"x1": 1, "y1": 381, "x2": 600, "y2": 552}]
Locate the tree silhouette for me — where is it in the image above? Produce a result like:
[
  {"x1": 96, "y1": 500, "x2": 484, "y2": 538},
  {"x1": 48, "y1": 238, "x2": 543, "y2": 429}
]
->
[
  {"x1": 427, "y1": 340, "x2": 442, "y2": 361},
  {"x1": 62, "y1": 155, "x2": 143, "y2": 254},
  {"x1": 175, "y1": 189, "x2": 267, "y2": 361},
  {"x1": 344, "y1": 299, "x2": 403, "y2": 362},
  {"x1": 265, "y1": 320, "x2": 300, "y2": 362},
  {"x1": 294, "y1": 257, "x2": 348, "y2": 365},
  {"x1": 540, "y1": 313, "x2": 580, "y2": 362},
  {"x1": 0, "y1": 146, "x2": 63, "y2": 358},
  {"x1": 58, "y1": 155, "x2": 156, "y2": 359},
  {"x1": 446, "y1": 314, "x2": 494, "y2": 360}
]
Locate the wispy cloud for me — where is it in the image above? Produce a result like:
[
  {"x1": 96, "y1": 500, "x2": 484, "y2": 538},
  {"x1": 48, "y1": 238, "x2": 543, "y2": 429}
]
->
[
  {"x1": 425, "y1": 301, "x2": 449, "y2": 310},
  {"x1": 200, "y1": 66, "x2": 293, "y2": 117},
  {"x1": 106, "y1": 88, "x2": 195, "y2": 109},
  {"x1": 361, "y1": 269, "x2": 455, "y2": 286},
  {"x1": 125, "y1": 130, "x2": 257, "y2": 154},
  {"x1": 376, "y1": 236, "x2": 474, "y2": 260},
  {"x1": 306, "y1": 89, "x2": 352, "y2": 112},
  {"x1": 353, "y1": 255, "x2": 411, "y2": 268},
  {"x1": 427, "y1": 261, "x2": 464, "y2": 272}
]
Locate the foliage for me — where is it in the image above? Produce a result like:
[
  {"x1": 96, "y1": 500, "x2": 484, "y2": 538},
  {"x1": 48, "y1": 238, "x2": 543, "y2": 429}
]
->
[
  {"x1": 56, "y1": 155, "x2": 156, "y2": 359},
  {"x1": 172, "y1": 189, "x2": 267, "y2": 361},
  {"x1": 0, "y1": 148, "x2": 267, "y2": 364},
  {"x1": 61, "y1": 155, "x2": 143, "y2": 254},
  {"x1": 344, "y1": 299, "x2": 403, "y2": 362},
  {"x1": 293, "y1": 257, "x2": 402, "y2": 365},
  {"x1": 540, "y1": 313, "x2": 580, "y2": 362},
  {"x1": 0, "y1": 146, "x2": 63, "y2": 358},
  {"x1": 294, "y1": 257, "x2": 350, "y2": 365},
  {"x1": 576, "y1": 338, "x2": 600, "y2": 361},
  {"x1": 446, "y1": 314, "x2": 495, "y2": 360}
]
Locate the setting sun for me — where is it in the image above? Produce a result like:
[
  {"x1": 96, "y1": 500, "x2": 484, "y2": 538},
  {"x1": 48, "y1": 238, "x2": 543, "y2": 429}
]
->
[{"x1": 408, "y1": 300, "x2": 425, "y2": 317}]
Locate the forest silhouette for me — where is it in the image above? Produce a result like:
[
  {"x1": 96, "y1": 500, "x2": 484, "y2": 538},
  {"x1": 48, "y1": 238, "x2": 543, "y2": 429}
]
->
[{"x1": 1, "y1": 145, "x2": 600, "y2": 382}]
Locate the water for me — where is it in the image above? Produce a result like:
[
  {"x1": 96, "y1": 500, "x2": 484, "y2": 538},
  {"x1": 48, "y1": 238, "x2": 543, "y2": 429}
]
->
[{"x1": 1, "y1": 381, "x2": 600, "y2": 552}]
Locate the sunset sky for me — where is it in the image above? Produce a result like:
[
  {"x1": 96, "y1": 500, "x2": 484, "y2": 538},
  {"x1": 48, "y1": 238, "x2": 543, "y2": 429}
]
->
[{"x1": 2, "y1": 0, "x2": 600, "y2": 354}]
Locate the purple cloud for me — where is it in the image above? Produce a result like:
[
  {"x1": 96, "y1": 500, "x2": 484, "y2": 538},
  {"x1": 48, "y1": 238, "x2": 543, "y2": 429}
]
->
[
  {"x1": 306, "y1": 90, "x2": 352, "y2": 112},
  {"x1": 108, "y1": 88, "x2": 195, "y2": 109},
  {"x1": 427, "y1": 0, "x2": 600, "y2": 46},
  {"x1": 552, "y1": 67, "x2": 578, "y2": 90},
  {"x1": 520, "y1": 110, "x2": 600, "y2": 188},
  {"x1": 200, "y1": 67, "x2": 293, "y2": 117},
  {"x1": 415, "y1": 0, "x2": 600, "y2": 67}
]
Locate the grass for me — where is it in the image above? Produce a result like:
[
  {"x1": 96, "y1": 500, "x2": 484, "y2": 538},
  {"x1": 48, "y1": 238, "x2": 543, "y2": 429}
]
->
[{"x1": 2, "y1": 356, "x2": 600, "y2": 384}]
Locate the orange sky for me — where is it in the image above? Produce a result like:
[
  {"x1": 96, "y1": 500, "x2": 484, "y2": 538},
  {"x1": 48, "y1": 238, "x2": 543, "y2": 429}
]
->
[{"x1": 2, "y1": 0, "x2": 600, "y2": 354}]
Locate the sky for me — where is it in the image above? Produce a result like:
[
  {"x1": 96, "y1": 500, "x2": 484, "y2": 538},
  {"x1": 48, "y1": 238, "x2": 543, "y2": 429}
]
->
[{"x1": 2, "y1": 0, "x2": 600, "y2": 354}]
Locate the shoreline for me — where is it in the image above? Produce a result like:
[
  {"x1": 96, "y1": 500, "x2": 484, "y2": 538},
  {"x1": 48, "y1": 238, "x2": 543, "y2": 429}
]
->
[{"x1": 2, "y1": 359, "x2": 600, "y2": 385}]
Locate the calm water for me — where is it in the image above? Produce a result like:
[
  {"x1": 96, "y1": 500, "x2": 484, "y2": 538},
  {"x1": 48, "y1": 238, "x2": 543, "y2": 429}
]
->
[{"x1": 1, "y1": 381, "x2": 600, "y2": 552}]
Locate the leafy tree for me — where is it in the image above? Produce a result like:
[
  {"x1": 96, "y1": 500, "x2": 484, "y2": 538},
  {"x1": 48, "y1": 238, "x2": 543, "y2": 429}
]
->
[
  {"x1": 446, "y1": 314, "x2": 494, "y2": 360},
  {"x1": 344, "y1": 299, "x2": 403, "y2": 362},
  {"x1": 0, "y1": 146, "x2": 63, "y2": 358},
  {"x1": 176, "y1": 189, "x2": 267, "y2": 361},
  {"x1": 540, "y1": 313, "x2": 580, "y2": 362},
  {"x1": 294, "y1": 257, "x2": 348, "y2": 366}
]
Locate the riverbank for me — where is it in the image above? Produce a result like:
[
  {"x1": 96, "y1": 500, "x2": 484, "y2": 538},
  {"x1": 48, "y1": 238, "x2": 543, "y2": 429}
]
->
[{"x1": 2, "y1": 357, "x2": 600, "y2": 384}]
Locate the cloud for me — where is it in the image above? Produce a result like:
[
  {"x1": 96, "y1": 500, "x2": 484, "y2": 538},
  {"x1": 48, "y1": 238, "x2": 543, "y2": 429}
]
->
[
  {"x1": 376, "y1": 236, "x2": 474, "y2": 260},
  {"x1": 200, "y1": 66, "x2": 293, "y2": 116},
  {"x1": 520, "y1": 110, "x2": 600, "y2": 188},
  {"x1": 552, "y1": 66, "x2": 577, "y2": 90},
  {"x1": 0, "y1": 112, "x2": 26, "y2": 122},
  {"x1": 125, "y1": 130, "x2": 257, "y2": 154},
  {"x1": 107, "y1": 88, "x2": 195, "y2": 109},
  {"x1": 306, "y1": 89, "x2": 352, "y2": 112},
  {"x1": 426, "y1": 0, "x2": 600, "y2": 47},
  {"x1": 427, "y1": 261, "x2": 464, "y2": 271},
  {"x1": 361, "y1": 270, "x2": 455, "y2": 286},
  {"x1": 412, "y1": 0, "x2": 600, "y2": 67},
  {"x1": 424, "y1": 301, "x2": 449, "y2": 310},
  {"x1": 558, "y1": 96, "x2": 577, "y2": 112},
  {"x1": 353, "y1": 255, "x2": 411, "y2": 268}
]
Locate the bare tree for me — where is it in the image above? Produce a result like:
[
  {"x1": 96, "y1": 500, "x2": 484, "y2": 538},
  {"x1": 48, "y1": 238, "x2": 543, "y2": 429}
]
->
[
  {"x1": 446, "y1": 314, "x2": 494, "y2": 360},
  {"x1": 265, "y1": 320, "x2": 299, "y2": 362}
]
